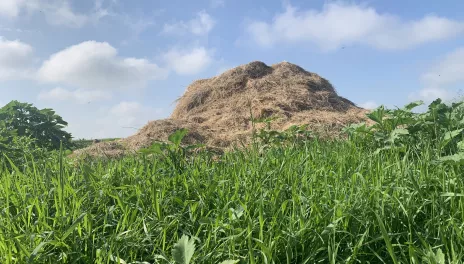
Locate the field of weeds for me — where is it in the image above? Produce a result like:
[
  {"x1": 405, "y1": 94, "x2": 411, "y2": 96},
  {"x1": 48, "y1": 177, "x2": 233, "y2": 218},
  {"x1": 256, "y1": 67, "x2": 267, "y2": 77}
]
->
[{"x1": 1, "y1": 99, "x2": 464, "y2": 263}]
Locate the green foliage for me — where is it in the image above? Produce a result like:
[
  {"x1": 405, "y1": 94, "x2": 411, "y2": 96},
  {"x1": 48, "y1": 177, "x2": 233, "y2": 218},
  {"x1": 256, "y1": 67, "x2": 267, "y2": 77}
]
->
[
  {"x1": 0, "y1": 121, "x2": 17, "y2": 151},
  {"x1": 0, "y1": 136, "x2": 50, "y2": 170},
  {"x1": 139, "y1": 128, "x2": 204, "y2": 173},
  {"x1": 251, "y1": 115, "x2": 313, "y2": 150},
  {"x1": 172, "y1": 235, "x2": 195, "y2": 264},
  {"x1": 219, "y1": 260, "x2": 240, "y2": 264},
  {"x1": 168, "y1": 128, "x2": 189, "y2": 147},
  {"x1": 1, "y1": 101, "x2": 464, "y2": 263},
  {"x1": 344, "y1": 99, "x2": 464, "y2": 160},
  {"x1": 422, "y1": 248, "x2": 446, "y2": 264},
  {"x1": 0, "y1": 100, "x2": 73, "y2": 150},
  {"x1": 255, "y1": 124, "x2": 312, "y2": 146}
]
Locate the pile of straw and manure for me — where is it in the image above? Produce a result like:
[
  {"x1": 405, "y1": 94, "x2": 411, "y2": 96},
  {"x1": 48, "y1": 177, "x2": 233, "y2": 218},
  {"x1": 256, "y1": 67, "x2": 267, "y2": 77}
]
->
[{"x1": 74, "y1": 61, "x2": 369, "y2": 158}]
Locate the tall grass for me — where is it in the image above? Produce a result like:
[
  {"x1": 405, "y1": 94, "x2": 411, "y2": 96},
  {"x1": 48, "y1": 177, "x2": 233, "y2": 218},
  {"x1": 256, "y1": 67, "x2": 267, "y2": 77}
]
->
[
  {"x1": 0, "y1": 99, "x2": 463, "y2": 263},
  {"x1": 0, "y1": 139, "x2": 463, "y2": 263}
]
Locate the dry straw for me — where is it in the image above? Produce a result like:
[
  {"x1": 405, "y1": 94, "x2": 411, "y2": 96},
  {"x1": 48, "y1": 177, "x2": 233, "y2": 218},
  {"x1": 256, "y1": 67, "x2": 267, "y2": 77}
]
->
[{"x1": 74, "y1": 61, "x2": 370, "y2": 158}]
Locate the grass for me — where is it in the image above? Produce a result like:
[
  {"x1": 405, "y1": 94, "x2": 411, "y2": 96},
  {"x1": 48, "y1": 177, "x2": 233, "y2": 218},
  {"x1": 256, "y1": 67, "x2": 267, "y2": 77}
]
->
[
  {"x1": 0, "y1": 138, "x2": 463, "y2": 263},
  {"x1": 1, "y1": 99, "x2": 464, "y2": 263}
]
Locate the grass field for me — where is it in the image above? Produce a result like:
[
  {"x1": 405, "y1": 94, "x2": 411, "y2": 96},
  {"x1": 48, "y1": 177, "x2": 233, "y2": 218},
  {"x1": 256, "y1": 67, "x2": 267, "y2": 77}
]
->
[{"x1": 1, "y1": 100, "x2": 464, "y2": 263}]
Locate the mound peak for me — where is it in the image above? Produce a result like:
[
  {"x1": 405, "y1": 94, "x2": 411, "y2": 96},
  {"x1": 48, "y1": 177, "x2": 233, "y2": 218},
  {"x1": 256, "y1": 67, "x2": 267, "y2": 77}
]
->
[{"x1": 172, "y1": 60, "x2": 359, "y2": 126}]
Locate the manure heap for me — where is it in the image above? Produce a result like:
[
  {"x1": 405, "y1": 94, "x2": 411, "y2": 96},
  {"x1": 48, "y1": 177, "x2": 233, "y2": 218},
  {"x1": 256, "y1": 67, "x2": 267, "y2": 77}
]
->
[{"x1": 74, "y1": 61, "x2": 369, "y2": 158}]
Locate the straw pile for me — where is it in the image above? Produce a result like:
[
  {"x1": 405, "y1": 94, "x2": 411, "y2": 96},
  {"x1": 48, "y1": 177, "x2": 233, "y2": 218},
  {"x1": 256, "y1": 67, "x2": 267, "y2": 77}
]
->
[{"x1": 73, "y1": 61, "x2": 369, "y2": 158}]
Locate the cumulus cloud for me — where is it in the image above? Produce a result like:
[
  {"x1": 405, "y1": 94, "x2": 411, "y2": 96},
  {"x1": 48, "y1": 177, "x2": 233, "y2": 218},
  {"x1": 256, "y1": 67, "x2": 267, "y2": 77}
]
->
[
  {"x1": 38, "y1": 87, "x2": 112, "y2": 104},
  {"x1": 359, "y1": 101, "x2": 379, "y2": 109},
  {"x1": 163, "y1": 10, "x2": 215, "y2": 36},
  {"x1": 163, "y1": 46, "x2": 214, "y2": 75},
  {"x1": 244, "y1": 2, "x2": 464, "y2": 51},
  {"x1": 0, "y1": 37, "x2": 35, "y2": 80},
  {"x1": 37, "y1": 41, "x2": 169, "y2": 90}
]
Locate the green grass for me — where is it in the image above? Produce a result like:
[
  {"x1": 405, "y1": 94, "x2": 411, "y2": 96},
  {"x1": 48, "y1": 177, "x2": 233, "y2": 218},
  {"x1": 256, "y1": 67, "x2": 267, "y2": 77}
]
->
[
  {"x1": 1, "y1": 99, "x2": 464, "y2": 263},
  {"x1": 0, "y1": 138, "x2": 463, "y2": 263}
]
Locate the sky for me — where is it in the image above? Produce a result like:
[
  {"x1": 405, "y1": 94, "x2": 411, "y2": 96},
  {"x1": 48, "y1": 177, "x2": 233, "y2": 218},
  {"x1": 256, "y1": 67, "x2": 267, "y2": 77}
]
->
[{"x1": 1, "y1": 0, "x2": 464, "y2": 139}]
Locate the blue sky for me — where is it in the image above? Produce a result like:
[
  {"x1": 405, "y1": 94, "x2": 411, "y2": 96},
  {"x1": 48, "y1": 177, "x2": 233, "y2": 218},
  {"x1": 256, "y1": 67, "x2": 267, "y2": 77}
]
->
[{"x1": 1, "y1": 0, "x2": 464, "y2": 139}]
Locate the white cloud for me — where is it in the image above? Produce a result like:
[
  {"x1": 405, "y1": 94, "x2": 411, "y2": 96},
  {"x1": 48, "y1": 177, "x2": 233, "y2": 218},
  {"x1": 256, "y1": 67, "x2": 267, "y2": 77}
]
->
[
  {"x1": 108, "y1": 101, "x2": 160, "y2": 128},
  {"x1": 0, "y1": 0, "x2": 37, "y2": 18},
  {"x1": 38, "y1": 41, "x2": 169, "y2": 90},
  {"x1": 44, "y1": 2, "x2": 89, "y2": 28},
  {"x1": 38, "y1": 87, "x2": 112, "y2": 104},
  {"x1": 0, "y1": 37, "x2": 35, "y2": 80},
  {"x1": 421, "y1": 47, "x2": 464, "y2": 87},
  {"x1": 419, "y1": 87, "x2": 451, "y2": 101},
  {"x1": 163, "y1": 10, "x2": 215, "y2": 36},
  {"x1": 359, "y1": 101, "x2": 379, "y2": 109},
  {"x1": 94, "y1": 101, "x2": 165, "y2": 138},
  {"x1": 60, "y1": 100, "x2": 166, "y2": 139},
  {"x1": 211, "y1": 0, "x2": 225, "y2": 8},
  {"x1": 411, "y1": 47, "x2": 464, "y2": 103},
  {"x1": 408, "y1": 87, "x2": 452, "y2": 103},
  {"x1": 0, "y1": 0, "x2": 22, "y2": 17},
  {"x1": 109, "y1": 102, "x2": 144, "y2": 128},
  {"x1": 163, "y1": 46, "x2": 214, "y2": 75},
  {"x1": 124, "y1": 16, "x2": 155, "y2": 39},
  {"x1": 244, "y1": 3, "x2": 464, "y2": 51},
  {"x1": 110, "y1": 101, "x2": 143, "y2": 116},
  {"x1": 0, "y1": 0, "x2": 108, "y2": 28},
  {"x1": 120, "y1": 13, "x2": 157, "y2": 46},
  {"x1": 0, "y1": 26, "x2": 39, "y2": 33}
]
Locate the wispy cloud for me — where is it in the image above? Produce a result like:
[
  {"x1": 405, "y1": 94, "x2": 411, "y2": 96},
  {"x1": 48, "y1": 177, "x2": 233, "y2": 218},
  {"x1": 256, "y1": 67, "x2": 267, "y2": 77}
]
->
[
  {"x1": 120, "y1": 14, "x2": 156, "y2": 45},
  {"x1": 163, "y1": 10, "x2": 215, "y2": 36},
  {"x1": 421, "y1": 47, "x2": 464, "y2": 87},
  {"x1": 0, "y1": 0, "x2": 111, "y2": 28},
  {"x1": 210, "y1": 0, "x2": 225, "y2": 8},
  {"x1": 410, "y1": 47, "x2": 464, "y2": 103},
  {"x1": 243, "y1": 2, "x2": 464, "y2": 51},
  {"x1": 38, "y1": 87, "x2": 112, "y2": 104},
  {"x1": 409, "y1": 87, "x2": 452, "y2": 103},
  {"x1": 0, "y1": 0, "x2": 38, "y2": 18}
]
